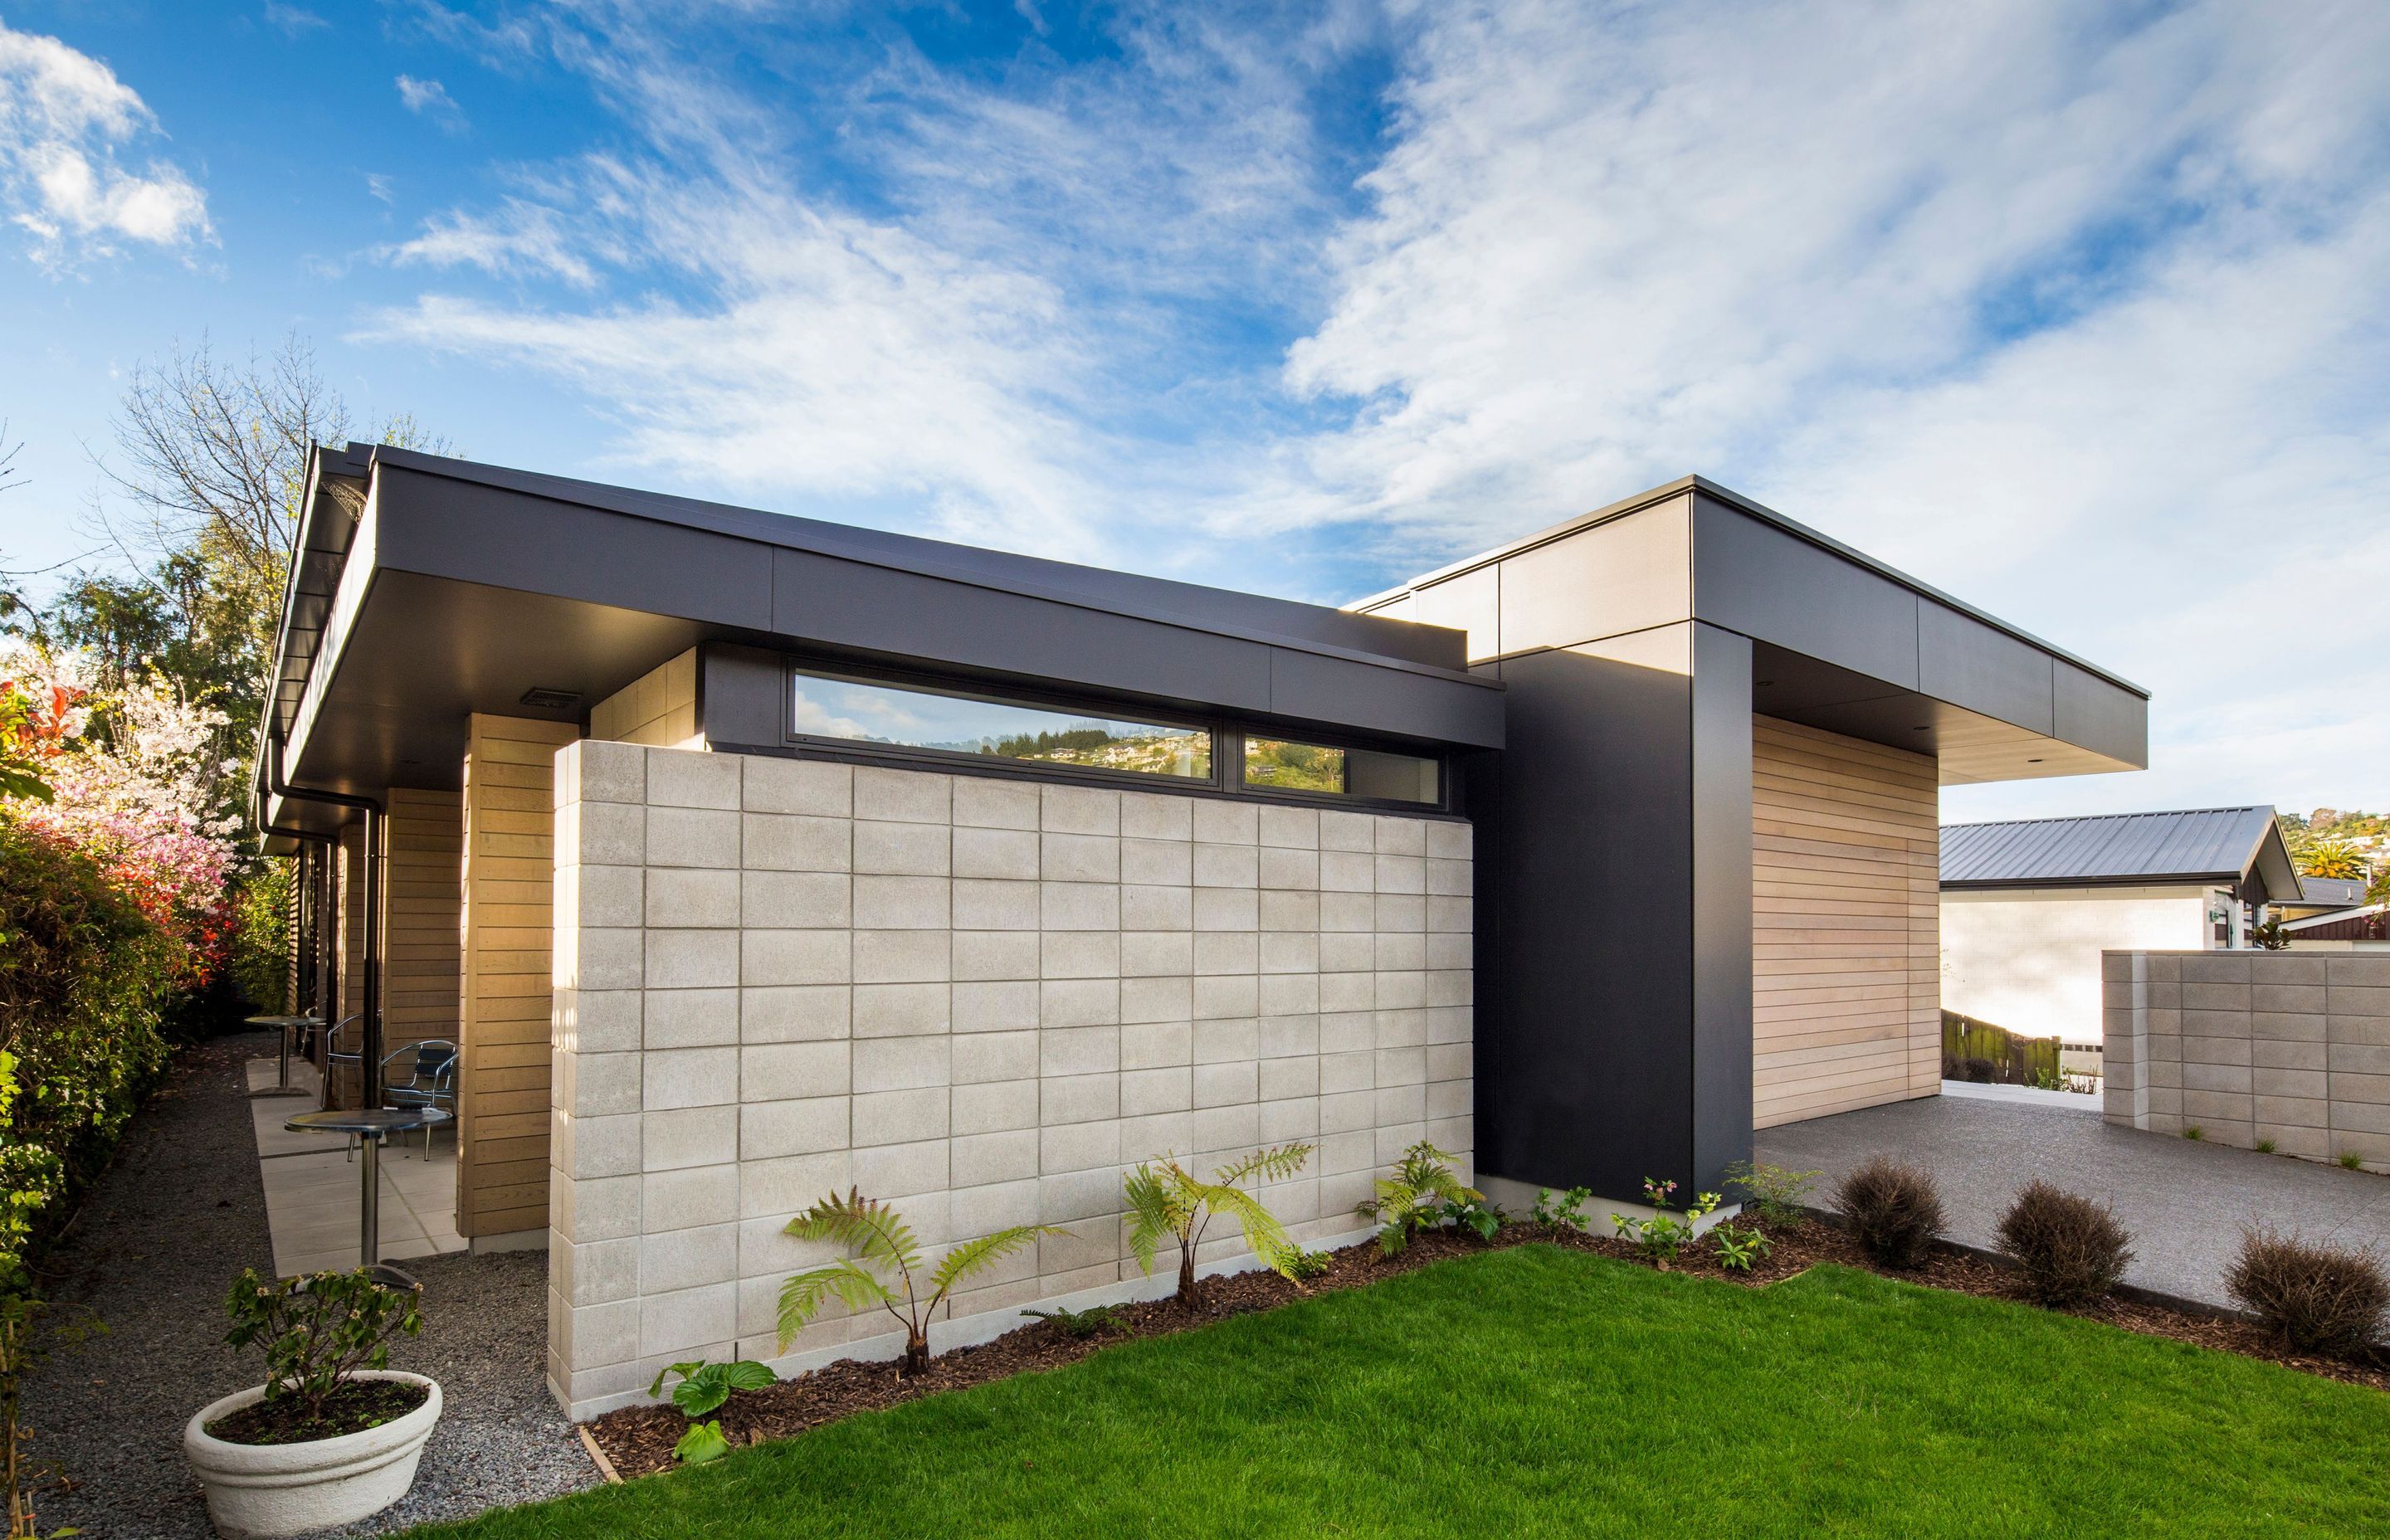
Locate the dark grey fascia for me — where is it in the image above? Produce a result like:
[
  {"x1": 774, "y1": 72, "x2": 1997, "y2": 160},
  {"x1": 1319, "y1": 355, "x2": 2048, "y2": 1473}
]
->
[{"x1": 256, "y1": 446, "x2": 1502, "y2": 830}]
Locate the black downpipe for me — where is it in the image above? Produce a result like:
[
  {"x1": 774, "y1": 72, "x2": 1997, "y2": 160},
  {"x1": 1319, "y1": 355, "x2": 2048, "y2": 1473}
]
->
[{"x1": 265, "y1": 732, "x2": 385, "y2": 1109}]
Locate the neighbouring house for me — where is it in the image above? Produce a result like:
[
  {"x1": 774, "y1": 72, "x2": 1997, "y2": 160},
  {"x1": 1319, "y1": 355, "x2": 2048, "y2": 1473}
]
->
[
  {"x1": 2276, "y1": 875, "x2": 2368, "y2": 921},
  {"x1": 252, "y1": 450, "x2": 2145, "y2": 1416},
  {"x1": 1939, "y1": 807, "x2": 2302, "y2": 1060}
]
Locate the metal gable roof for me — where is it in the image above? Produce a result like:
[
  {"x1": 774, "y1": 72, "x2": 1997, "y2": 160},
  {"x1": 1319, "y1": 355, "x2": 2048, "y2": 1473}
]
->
[{"x1": 1940, "y1": 807, "x2": 2281, "y2": 886}]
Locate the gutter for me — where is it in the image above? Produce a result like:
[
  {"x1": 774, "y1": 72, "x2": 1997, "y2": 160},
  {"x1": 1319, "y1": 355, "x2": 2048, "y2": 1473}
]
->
[{"x1": 263, "y1": 730, "x2": 386, "y2": 1109}]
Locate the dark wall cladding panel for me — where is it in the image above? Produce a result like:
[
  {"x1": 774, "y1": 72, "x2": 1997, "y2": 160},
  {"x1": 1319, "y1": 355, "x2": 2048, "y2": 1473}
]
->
[
  {"x1": 376, "y1": 466, "x2": 775, "y2": 631},
  {"x1": 2052, "y1": 660, "x2": 2151, "y2": 768},
  {"x1": 1917, "y1": 602, "x2": 2055, "y2": 736},
  {"x1": 1266, "y1": 649, "x2": 1505, "y2": 750},
  {"x1": 1688, "y1": 624, "x2": 1754, "y2": 1188},
  {"x1": 1409, "y1": 564, "x2": 1501, "y2": 665},
  {"x1": 773, "y1": 548, "x2": 1278, "y2": 717},
  {"x1": 1495, "y1": 497, "x2": 1693, "y2": 656},
  {"x1": 1473, "y1": 644, "x2": 1697, "y2": 1200},
  {"x1": 699, "y1": 644, "x2": 784, "y2": 747},
  {"x1": 1690, "y1": 496, "x2": 1920, "y2": 690}
]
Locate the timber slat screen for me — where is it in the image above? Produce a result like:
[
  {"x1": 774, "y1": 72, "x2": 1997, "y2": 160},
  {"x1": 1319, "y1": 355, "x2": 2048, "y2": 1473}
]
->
[
  {"x1": 1751, "y1": 715, "x2": 1939, "y2": 1128},
  {"x1": 458, "y1": 714, "x2": 580, "y2": 1240}
]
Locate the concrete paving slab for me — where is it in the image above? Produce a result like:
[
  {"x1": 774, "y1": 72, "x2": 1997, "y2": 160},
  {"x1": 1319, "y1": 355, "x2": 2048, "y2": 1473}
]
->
[{"x1": 1758, "y1": 1093, "x2": 2390, "y2": 1313}]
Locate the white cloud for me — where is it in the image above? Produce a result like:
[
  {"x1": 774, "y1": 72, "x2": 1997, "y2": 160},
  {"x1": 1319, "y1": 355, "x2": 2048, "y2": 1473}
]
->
[
  {"x1": 0, "y1": 20, "x2": 211, "y2": 265},
  {"x1": 365, "y1": 0, "x2": 2390, "y2": 816},
  {"x1": 396, "y1": 74, "x2": 466, "y2": 132},
  {"x1": 262, "y1": 3, "x2": 330, "y2": 37}
]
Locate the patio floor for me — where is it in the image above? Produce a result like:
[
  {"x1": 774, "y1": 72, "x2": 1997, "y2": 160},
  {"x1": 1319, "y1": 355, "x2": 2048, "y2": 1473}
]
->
[
  {"x1": 246, "y1": 1055, "x2": 467, "y2": 1275},
  {"x1": 1757, "y1": 1091, "x2": 2390, "y2": 1313}
]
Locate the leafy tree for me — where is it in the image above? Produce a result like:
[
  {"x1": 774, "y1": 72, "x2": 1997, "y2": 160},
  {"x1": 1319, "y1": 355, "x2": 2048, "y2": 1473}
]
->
[
  {"x1": 1123, "y1": 1145, "x2": 1313, "y2": 1306},
  {"x1": 778, "y1": 1189, "x2": 1057, "y2": 1375}
]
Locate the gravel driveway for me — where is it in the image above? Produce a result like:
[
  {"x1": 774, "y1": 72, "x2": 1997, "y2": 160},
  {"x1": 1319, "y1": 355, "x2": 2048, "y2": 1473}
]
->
[{"x1": 22, "y1": 1031, "x2": 598, "y2": 1537}]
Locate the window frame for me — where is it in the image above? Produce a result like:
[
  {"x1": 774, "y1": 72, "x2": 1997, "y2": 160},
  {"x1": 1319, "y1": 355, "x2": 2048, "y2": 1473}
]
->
[{"x1": 772, "y1": 654, "x2": 1453, "y2": 814}]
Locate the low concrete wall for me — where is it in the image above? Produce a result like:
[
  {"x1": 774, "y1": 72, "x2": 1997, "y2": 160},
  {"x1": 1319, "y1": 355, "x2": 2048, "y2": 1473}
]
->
[
  {"x1": 2103, "y1": 950, "x2": 2390, "y2": 1167},
  {"x1": 545, "y1": 741, "x2": 1474, "y2": 1419}
]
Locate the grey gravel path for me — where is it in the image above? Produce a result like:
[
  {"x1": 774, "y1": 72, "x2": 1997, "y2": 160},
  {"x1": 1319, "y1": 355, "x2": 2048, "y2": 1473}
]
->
[
  {"x1": 1758, "y1": 1092, "x2": 2390, "y2": 1312},
  {"x1": 23, "y1": 1032, "x2": 596, "y2": 1538}
]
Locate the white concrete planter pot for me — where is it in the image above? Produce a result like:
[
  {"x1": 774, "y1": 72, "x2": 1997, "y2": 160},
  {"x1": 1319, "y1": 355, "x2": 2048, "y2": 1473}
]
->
[{"x1": 184, "y1": 1371, "x2": 441, "y2": 1538}]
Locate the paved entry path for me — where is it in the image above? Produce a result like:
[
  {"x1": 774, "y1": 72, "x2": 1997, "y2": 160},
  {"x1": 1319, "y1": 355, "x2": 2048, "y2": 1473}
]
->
[{"x1": 1756, "y1": 1092, "x2": 2390, "y2": 1314}]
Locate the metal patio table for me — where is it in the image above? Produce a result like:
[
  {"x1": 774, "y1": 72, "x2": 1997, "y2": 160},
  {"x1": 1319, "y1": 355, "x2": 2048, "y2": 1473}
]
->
[
  {"x1": 244, "y1": 1014, "x2": 322, "y2": 1099},
  {"x1": 282, "y1": 1106, "x2": 454, "y2": 1287}
]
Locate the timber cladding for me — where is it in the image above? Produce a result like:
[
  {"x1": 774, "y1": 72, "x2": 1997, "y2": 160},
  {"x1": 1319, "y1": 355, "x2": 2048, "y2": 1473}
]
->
[
  {"x1": 384, "y1": 789, "x2": 462, "y2": 1065},
  {"x1": 1751, "y1": 714, "x2": 1939, "y2": 1128},
  {"x1": 459, "y1": 714, "x2": 582, "y2": 1239}
]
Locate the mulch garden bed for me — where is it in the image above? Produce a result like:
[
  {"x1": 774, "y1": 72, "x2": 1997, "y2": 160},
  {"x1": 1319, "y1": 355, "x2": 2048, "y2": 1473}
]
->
[{"x1": 585, "y1": 1218, "x2": 2390, "y2": 1479}]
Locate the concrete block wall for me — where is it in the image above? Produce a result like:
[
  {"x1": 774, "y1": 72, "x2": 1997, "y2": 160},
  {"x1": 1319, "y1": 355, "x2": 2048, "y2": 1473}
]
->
[
  {"x1": 546, "y1": 740, "x2": 1474, "y2": 1418},
  {"x1": 2104, "y1": 950, "x2": 2390, "y2": 1165}
]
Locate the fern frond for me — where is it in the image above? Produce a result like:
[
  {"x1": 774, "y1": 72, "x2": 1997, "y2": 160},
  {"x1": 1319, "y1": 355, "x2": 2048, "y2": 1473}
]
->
[
  {"x1": 1122, "y1": 1163, "x2": 1187, "y2": 1274},
  {"x1": 777, "y1": 1260, "x2": 890, "y2": 1348},
  {"x1": 1198, "y1": 1181, "x2": 1292, "y2": 1272},
  {"x1": 928, "y1": 1226, "x2": 1061, "y2": 1302},
  {"x1": 1213, "y1": 1143, "x2": 1314, "y2": 1187},
  {"x1": 785, "y1": 1188, "x2": 921, "y2": 1277}
]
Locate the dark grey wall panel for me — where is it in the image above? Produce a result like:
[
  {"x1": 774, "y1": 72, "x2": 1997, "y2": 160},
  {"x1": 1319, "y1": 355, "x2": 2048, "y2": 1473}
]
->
[
  {"x1": 2053, "y1": 660, "x2": 2151, "y2": 769},
  {"x1": 773, "y1": 547, "x2": 1278, "y2": 716},
  {"x1": 1471, "y1": 641, "x2": 1700, "y2": 1199},
  {"x1": 1495, "y1": 498, "x2": 1692, "y2": 656},
  {"x1": 1690, "y1": 495, "x2": 1921, "y2": 690},
  {"x1": 1689, "y1": 624, "x2": 1755, "y2": 1187},
  {"x1": 1917, "y1": 602, "x2": 2055, "y2": 736},
  {"x1": 376, "y1": 466, "x2": 776, "y2": 631},
  {"x1": 699, "y1": 644, "x2": 784, "y2": 748},
  {"x1": 1266, "y1": 648, "x2": 1505, "y2": 749}
]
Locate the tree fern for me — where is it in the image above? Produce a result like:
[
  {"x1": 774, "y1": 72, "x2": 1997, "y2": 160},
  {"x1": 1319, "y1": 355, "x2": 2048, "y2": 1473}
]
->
[
  {"x1": 779, "y1": 1187, "x2": 1059, "y2": 1373},
  {"x1": 1357, "y1": 1141, "x2": 1483, "y2": 1255},
  {"x1": 1123, "y1": 1145, "x2": 1313, "y2": 1306}
]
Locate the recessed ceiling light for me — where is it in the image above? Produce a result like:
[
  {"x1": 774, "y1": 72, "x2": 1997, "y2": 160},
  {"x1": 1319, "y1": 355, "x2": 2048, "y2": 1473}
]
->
[
  {"x1": 1912, "y1": 725, "x2": 1930, "y2": 732},
  {"x1": 519, "y1": 686, "x2": 582, "y2": 709},
  {"x1": 2027, "y1": 758, "x2": 2043, "y2": 764},
  {"x1": 1754, "y1": 679, "x2": 1775, "y2": 687}
]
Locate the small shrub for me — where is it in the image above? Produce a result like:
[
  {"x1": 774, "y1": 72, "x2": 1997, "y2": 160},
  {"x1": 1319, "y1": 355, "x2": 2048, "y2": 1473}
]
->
[
  {"x1": 1356, "y1": 1142, "x2": 1481, "y2": 1256},
  {"x1": 2256, "y1": 1138, "x2": 2278, "y2": 1154},
  {"x1": 2225, "y1": 1226, "x2": 2390, "y2": 1358},
  {"x1": 1994, "y1": 1182, "x2": 2132, "y2": 1308},
  {"x1": 1531, "y1": 1186, "x2": 1593, "y2": 1231},
  {"x1": 1835, "y1": 1157, "x2": 1945, "y2": 1270},
  {"x1": 1280, "y1": 1248, "x2": 1334, "y2": 1281},
  {"x1": 1611, "y1": 1179, "x2": 1721, "y2": 1269},
  {"x1": 2339, "y1": 1152, "x2": 2366, "y2": 1171},
  {"x1": 648, "y1": 1359, "x2": 775, "y2": 1464},
  {"x1": 1723, "y1": 1160, "x2": 1819, "y2": 1227},
  {"x1": 1437, "y1": 1192, "x2": 1504, "y2": 1242},
  {"x1": 2183, "y1": 1126, "x2": 2205, "y2": 1141},
  {"x1": 1710, "y1": 1220, "x2": 1771, "y2": 1273},
  {"x1": 223, "y1": 1269, "x2": 422, "y2": 1422},
  {"x1": 1022, "y1": 1304, "x2": 1128, "y2": 1338},
  {"x1": 1963, "y1": 1056, "x2": 1996, "y2": 1084}
]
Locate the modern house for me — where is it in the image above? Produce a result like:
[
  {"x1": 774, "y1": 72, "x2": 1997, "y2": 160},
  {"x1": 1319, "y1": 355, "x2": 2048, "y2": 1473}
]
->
[
  {"x1": 1939, "y1": 807, "x2": 2301, "y2": 1053},
  {"x1": 252, "y1": 448, "x2": 2146, "y2": 1416}
]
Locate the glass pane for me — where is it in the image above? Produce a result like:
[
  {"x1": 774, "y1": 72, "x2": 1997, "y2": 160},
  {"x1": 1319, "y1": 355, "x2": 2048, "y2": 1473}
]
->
[
  {"x1": 790, "y1": 670, "x2": 1211, "y2": 779},
  {"x1": 1243, "y1": 738, "x2": 1440, "y2": 804}
]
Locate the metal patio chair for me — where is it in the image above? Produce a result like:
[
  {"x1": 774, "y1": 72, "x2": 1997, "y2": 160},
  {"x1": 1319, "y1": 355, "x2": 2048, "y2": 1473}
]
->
[{"x1": 381, "y1": 1040, "x2": 459, "y2": 1148}]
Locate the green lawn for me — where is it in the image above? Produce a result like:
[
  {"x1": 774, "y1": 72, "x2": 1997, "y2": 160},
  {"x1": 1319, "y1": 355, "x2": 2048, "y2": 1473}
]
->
[{"x1": 412, "y1": 1247, "x2": 2390, "y2": 1539}]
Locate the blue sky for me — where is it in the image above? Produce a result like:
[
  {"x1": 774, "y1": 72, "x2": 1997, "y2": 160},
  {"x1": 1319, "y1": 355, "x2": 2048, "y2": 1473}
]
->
[{"x1": 2, "y1": 0, "x2": 2387, "y2": 824}]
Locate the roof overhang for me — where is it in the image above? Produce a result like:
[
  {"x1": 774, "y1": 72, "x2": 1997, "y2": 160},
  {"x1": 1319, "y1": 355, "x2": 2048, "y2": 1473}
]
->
[
  {"x1": 256, "y1": 447, "x2": 1503, "y2": 841},
  {"x1": 1351, "y1": 475, "x2": 2149, "y2": 787}
]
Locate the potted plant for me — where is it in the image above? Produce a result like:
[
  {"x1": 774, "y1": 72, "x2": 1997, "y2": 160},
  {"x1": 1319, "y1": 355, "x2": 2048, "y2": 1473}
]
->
[{"x1": 183, "y1": 1269, "x2": 439, "y2": 1538}]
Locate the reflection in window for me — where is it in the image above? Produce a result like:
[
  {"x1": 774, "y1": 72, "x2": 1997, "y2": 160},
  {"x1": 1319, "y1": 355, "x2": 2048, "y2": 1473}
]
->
[
  {"x1": 790, "y1": 670, "x2": 1211, "y2": 779},
  {"x1": 1243, "y1": 738, "x2": 1440, "y2": 804}
]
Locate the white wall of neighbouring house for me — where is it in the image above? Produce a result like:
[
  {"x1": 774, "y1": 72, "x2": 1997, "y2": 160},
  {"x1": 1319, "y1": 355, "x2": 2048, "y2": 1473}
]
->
[
  {"x1": 544, "y1": 740, "x2": 1475, "y2": 1421},
  {"x1": 1940, "y1": 885, "x2": 2216, "y2": 1045}
]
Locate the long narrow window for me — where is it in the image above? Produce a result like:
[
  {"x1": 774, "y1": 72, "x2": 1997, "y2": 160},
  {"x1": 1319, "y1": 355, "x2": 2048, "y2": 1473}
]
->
[
  {"x1": 788, "y1": 669, "x2": 1212, "y2": 780},
  {"x1": 1242, "y1": 736, "x2": 1441, "y2": 805}
]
